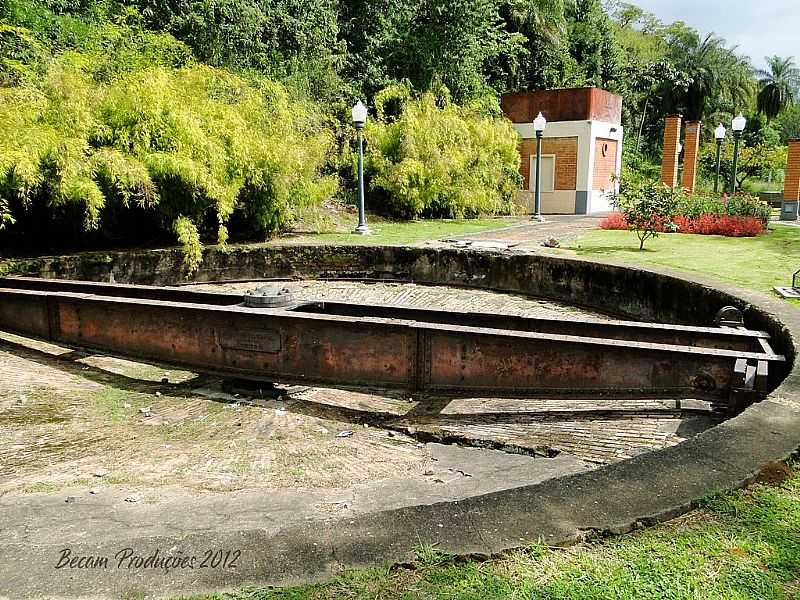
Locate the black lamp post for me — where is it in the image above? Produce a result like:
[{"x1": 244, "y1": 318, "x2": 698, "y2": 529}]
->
[
  {"x1": 352, "y1": 100, "x2": 370, "y2": 235},
  {"x1": 714, "y1": 123, "x2": 726, "y2": 193},
  {"x1": 532, "y1": 111, "x2": 547, "y2": 222},
  {"x1": 730, "y1": 113, "x2": 747, "y2": 194}
]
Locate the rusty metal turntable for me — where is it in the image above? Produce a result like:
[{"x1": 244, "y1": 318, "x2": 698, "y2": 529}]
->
[{"x1": 0, "y1": 277, "x2": 784, "y2": 415}]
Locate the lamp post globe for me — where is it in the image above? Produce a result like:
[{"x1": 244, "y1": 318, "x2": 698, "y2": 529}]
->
[
  {"x1": 732, "y1": 113, "x2": 747, "y2": 133},
  {"x1": 532, "y1": 112, "x2": 547, "y2": 222},
  {"x1": 533, "y1": 112, "x2": 547, "y2": 134},
  {"x1": 714, "y1": 124, "x2": 726, "y2": 193},
  {"x1": 352, "y1": 100, "x2": 367, "y2": 128},
  {"x1": 352, "y1": 100, "x2": 370, "y2": 235},
  {"x1": 730, "y1": 114, "x2": 746, "y2": 194}
]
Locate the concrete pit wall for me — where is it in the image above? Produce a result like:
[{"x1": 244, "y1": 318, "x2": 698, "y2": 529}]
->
[
  {"x1": 4, "y1": 244, "x2": 795, "y2": 387},
  {"x1": 1, "y1": 243, "x2": 800, "y2": 599}
]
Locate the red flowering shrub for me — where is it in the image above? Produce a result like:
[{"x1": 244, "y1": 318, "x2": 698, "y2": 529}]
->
[
  {"x1": 600, "y1": 213, "x2": 628, "y2": 230},
  {"x1": 613, "y1": 181, "x2": 681, "y2": 249},
  {"x1": 673, "y1": 215, "x2": 764, "y2": 236},
  {"x1": 600, "y1": 213, "x2": 764, "y2": 237},
  {"x1": 600, "y1": 212, "x2": 671, "y2": 233},
  {"x1": 604, "y1": 184, "x2": 767, "y2": 246}
]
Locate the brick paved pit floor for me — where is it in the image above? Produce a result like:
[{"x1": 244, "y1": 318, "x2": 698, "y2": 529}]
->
[{"x1": 0, "y1": 280, "x2": 720, "y2": 517}]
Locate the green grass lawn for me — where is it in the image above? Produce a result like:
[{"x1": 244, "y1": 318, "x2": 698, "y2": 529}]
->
[
  {"x1": 566, "y1": 224, "x2": 800, "y2": 297},
  {"x1": 286, "y1": 217, "x2": 526, "y2": 246},
  {"x1": 188, "y1": 468, "x2": 800, "y2": 599},
  {"x1": 290, "y1": 216, "x2": 798, "y2": 298}
]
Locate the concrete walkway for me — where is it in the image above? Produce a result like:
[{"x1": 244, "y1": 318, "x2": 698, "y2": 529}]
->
[
  {"x1": 445, "y1": 214, "x2": 609, "y2": 249},
  {"x1": 775, "y1": 219, "x2": 800, "y2": 227}
]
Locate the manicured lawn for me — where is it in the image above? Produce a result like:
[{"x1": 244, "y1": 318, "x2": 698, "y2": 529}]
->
[
  {"x1": 567, "y1": 224, "x2": 800, "y2": 297},
  {"x1": 293, "y1": 217, "x2": 799, "y2": 298},
  {"x1": 188, "y1": 467, "x2": 800, "y2": 599},
  {"x1": 287, "y1": 217, "x2": 526, "y2": 246}
]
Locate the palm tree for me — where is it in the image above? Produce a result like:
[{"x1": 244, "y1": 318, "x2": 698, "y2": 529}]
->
[
  {"x1": 756, "y1": 56, "x2": 800, "y2": 120},
  {"x1": 663, "y1": 33, "x2": 754, "y2": 121},
  {"x1": 495, "y1": 0, "x2": 570, "y2": 90},
  {"x1": 503, "y1": 0, "x2": 567, "y2": 46}
]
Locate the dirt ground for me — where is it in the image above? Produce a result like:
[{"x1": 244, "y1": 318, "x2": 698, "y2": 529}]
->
[{"x1": 0, "y1": 281, "x2": 718, "y2": 501}]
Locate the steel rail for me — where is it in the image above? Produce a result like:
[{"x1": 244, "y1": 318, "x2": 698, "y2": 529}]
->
[
  {"x1": 0, "y1": 277, "x2": 773, "y2": 350},
  {"x1": 0, "y1": 278, "x2": 784, "y2": 412}
]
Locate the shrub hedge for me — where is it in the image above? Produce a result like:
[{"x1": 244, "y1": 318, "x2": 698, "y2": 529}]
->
[
  {"x1": 601, "y1": 189, "x2": 769, "y2": 238},
  {"x1": 362, "y1": 84, "x2": 522, "y2": 219},
  {"x1": 0, "y1": 17, "x2": 336, "y2": 272},
  {"x1": 602, "y1": 213, "x2": 766, "y2": 237},
  {"x1": 673, "y1": 215, "x2": 765, "y2": 236},
  {"x1": 676, "y1": 193, "x2": 771, "y2": 222}
]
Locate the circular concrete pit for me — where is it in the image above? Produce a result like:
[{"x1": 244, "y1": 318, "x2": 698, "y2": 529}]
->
[{"x1": 0, "y1": 245, "x2": 798, "y2": 600}]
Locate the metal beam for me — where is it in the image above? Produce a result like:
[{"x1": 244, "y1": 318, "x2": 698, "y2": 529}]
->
[{"x1": 0, "y1": 278, "x2": 784, "y2": 410}]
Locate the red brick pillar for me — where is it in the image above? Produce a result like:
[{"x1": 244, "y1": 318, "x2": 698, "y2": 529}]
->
[
  {"x1": 786, "y1": 140, "x2": 800, "y2": 202},
  {"x1": 681, "y1": 121, "x2": 701, "y2": 193},
  {"x1": 661, "y1": 115, "x2": 682, "y2": 188}
]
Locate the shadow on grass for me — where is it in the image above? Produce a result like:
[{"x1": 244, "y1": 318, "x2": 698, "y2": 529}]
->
[{"x1": 569, "y1": 244, "x2": 657, "y2": 255}]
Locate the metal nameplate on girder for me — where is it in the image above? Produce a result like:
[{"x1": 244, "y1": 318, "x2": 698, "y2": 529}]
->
[{"x1": 218, "y1": 328, "x2": 281, "y2": 353}]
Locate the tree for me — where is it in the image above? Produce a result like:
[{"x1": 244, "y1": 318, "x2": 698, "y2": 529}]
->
[
  {"x1": 698, "y1": 142, "x2": 787, "y2": 191},
  {"x1": 488, "y1": 0, "x2": 579, "y2": 92},
  {"x1": 613, "y1": 180, "x2": 680, "y2": 250},
  {"x1": 502, "y1": 0, "x2": 566, "y2": 45},
  {"x1": 566, "y1": 0, "x2": 620, "y2": 88},
  {"x1": 132, "y1": 0, "x2": 342, "y2": 77},
  {"x1": 756, "y1": 55, "x2": 800, "y2": 120},
  {"x1": 776, "y1": 104, "x2": 800, "y2": 142},
  {"x1": 624, "y1": 59, "x2": 688, "y2": 152},
  {"x1": 395, "y1": 0, "x2": 522, "y2": 102},
  {"x1": 607, "y1": 6, "x2": 685, "y2": 153},
  {"x1": 340, "y1": 0, "x2": 525, "y2": 103},
  {"x1": 337, "y1": 0, "x2": 416, "y2": 98},
  {"x1": 661, "y1": 32, "x2": 754, "y2": 121}
]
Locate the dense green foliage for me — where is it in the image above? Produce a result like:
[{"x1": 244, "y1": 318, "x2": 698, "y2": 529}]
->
[
  {"x1": 677, "y1": 193, "x2": 772, "y2": 222},
  {"x1": 1, "y1": 0, "x2": 798, "y2": 261},
  {"x1": 608, "y1": 7, "x2": 750, "y2": 153},
  {"x1": 698, "y1": 141, "x2": 787, "y2": 191},
  {"x1": 0, "y1": 11, "x2": 337, "y2": 270},
  {"x1": 18, "y1": 0, "x2": 787, "y2": 136},
  {"x1": 363, "y1": 85, "x2": 521, "y2": 219},
  {"x1": 776, "y1": 105, "x2": 800, "y2": 142}
]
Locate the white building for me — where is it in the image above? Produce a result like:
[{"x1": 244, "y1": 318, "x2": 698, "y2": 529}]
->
[{"x1": 501, "y1": 87, "x2": 624, "y2": 215}]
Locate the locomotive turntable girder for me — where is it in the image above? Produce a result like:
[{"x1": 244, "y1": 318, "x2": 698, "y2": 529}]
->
[{"x1": 0, "y1": 277, "x2": 784, "y2": 415}]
